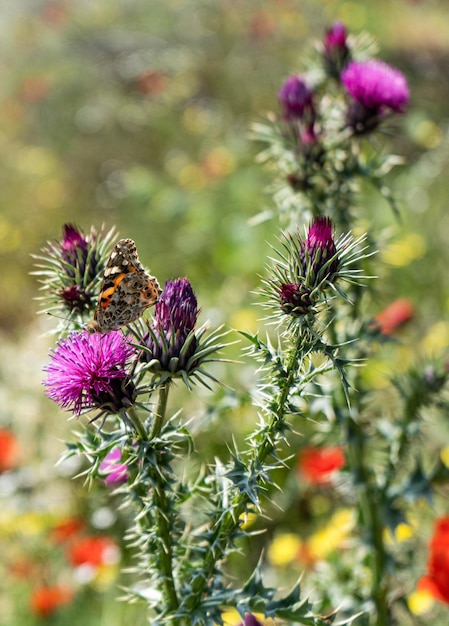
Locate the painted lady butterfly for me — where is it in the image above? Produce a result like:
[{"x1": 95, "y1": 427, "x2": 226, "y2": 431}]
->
[{"x1": 86, "y1": 238, "x2": 162, "y2": 333}]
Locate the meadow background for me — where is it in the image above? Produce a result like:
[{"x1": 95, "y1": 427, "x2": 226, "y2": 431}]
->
[{"x1": 1, "y1": 0, "x2": 449, "y2": 624}]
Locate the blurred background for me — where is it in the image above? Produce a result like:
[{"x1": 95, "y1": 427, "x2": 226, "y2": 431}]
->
[{"x1": 1, "y1": 0, "x2": 449, "y2": 623}]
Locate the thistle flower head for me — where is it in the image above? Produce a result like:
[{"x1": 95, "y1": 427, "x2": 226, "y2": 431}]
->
[
  {"x1": 155, "y1": 277, "x2": 199, "y2": 338},
  {"x1": 278, "y1": 75, "x2": 315, "y2": 122},
  {"x1": 33, "y1": 224, "x2": 116, "y2": 327},
  {"x1": 141, "y1": 278, "x2": 199, "y2": 372},
  {"x1": 43, "y1": 330, "x2": 136, "y2": 415},
  {"x1": 279, "y1": 283, "x2": 314, "y2": 316},
  {"x1": 341, "y1": 60, "x2": 409, "y2": 134},
  {"x1": 140, "y1": 278, "x2": 225, "y2": 388},
  {"x1": 61, "y1": 224, "x2": 89, "y2": 260},
  {"x1": 323, "y1": 21, "x2": 350, "y2": 77},
  {"x1": 303, "y1": 216, "x2": 340, "y2": 284},
  {"x1": 263, "y1": 217, "x2": 370, "y2": 322}
]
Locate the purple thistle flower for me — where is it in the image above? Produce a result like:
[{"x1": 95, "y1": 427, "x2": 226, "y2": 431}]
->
[
  {"x1": 341, "y1": 60, "x2": 409, "y2": 133},
  {"x1": 279, "y1": 283, "x2": 314, "y2": 316},
  {"x1": 323, "y1": 21, "x2": 350, "y2": 77},
  {"x1": 61, "y1": 224, "x2": 89, "y2": 257},
  {"x1": 141, "y1": 278, "x2": 200, "y2": 374},
  {"x1": 43, "y1": 330, "x2": 136, "y2": 415},
  {"x1": 302, "y1": 217, "x2": 340, "y2": 285},
  {"x1": 59, "y1": 224, "x2": 90, "y2": 279},
  {"x1": 99, "y1": 448, "x2": 128, "y2": 486},
  {"x1": 238, "y1": 615, "x2": 263, "y2": 626},
  {"x1": 278, "y1": 75, "x2": 315, "y2": 122}
]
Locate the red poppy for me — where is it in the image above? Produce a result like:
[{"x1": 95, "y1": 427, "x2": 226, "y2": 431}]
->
[
  {"x1": 420, "y1": 516, "x2": 449, "y2": 603},
  {"x1": 31, "y1": 585, "x2": 73, "y2": 617},
  {"x1": 68, "y1": 536, "x2": 119, "y2": 568},
  {"x1": 0, "y1": 428, "x2": 18, "y2": 472},
  {"x1": 50, "y1": 517, "x2": 84, "y2": 544},
  {"x1": 298, "y1": 446, "x2": 345, "y2": 485},
  {"x1": 374, "y1": 298, "x2": 414, "y2": 335}
]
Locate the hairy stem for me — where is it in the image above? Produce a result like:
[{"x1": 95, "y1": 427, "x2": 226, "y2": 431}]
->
[
  {"x1": 345, "y1": 411, "x2": 389, "y2": 626},
  {"x1": 134, "y1": 382, "x2": 180, "y2": 623},
  {"x1": 150, "y1": 382, "x2": 170, "y2": 440},
  {"x1": 183, "y1": 331, "x2": 306, "y2": 614},
  {"x1": 124, "y1": 405, "x2": 148, "y2": 441}
]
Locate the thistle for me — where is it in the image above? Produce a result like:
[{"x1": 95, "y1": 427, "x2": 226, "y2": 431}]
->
[
  {"x1": 43, "y1": 330, "x2": 137, "y2": 417},
  {"x1": 140, "y1": 277, "x2": 226, "y2": 389},
  {"x1": 32, "y1": 224, "x2": 116, "y2": 330},
  {"x1": 341, "y1": 59, "x2": 410, "y2": 134},
  {"x1": 263, "y1": 216, "x2": 370, "y2": 323}
]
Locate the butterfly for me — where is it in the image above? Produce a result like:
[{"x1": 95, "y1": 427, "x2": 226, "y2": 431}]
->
[{"x1": 86, "y1": 238, "x2": 162, "y2": 333}]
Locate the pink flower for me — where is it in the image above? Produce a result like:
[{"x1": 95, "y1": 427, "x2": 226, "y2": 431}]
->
[
  {"x1": 278, "y1": 75, "x2": 315, "y2": 122},
  {"x1": 99, "y1": 448, "x2": 128, "y2": 486},
  {"x1": 43, "y1": 330, "x2": 136, "y2": 415},
  {"x1": 341, "y1": 60, "x2": 409, "y2": 133}
]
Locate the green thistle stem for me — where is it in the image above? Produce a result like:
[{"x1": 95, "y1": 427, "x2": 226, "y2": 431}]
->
[
  {"x1": 345, "y1": 412, "x2": 389, "y2": 626},
  {"x1": 128, "y1": 383, "x2": 180, "y2": 623},
  {"x1": 124, "y1": 405, "x2": 148, "y2": 441},
  {"x1": 150, "y1": 382, "x2": 180, "y2": 621},
  {"x1": 150, "y1": 382, "x2": 170, "y2": 440},
  {"x1": 184, "y1": 331, "x2": 306, "y2": 614}
]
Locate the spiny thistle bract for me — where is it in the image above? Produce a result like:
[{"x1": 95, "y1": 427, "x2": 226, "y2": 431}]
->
[
  {"x1": 32, "y1": 224, "x2": 117, "y2": 332},
  {"x1": 262, "y1": 216, "x2": 371, "y2": 324}
]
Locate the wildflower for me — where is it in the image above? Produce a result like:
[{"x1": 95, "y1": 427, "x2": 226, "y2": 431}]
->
[
  {"x1": 303, "y1": 216, "x2": 340, "y2": 285},
  {"x1": 60, "y1": 223, "x2": 89, "y2": 265},
  {"x1": 0, "y1": 428, "x2": 18, "y2": 472},
  {"x1": 323, "y1": 21, "x2": 350, "y2": 77},
  {"x1": 43, "y1": 330, "x2": 136, "y2": 415},
  {"x1": 238, "y1": 615, "x2": 264, "y2": 626},
  {"x1": 278, "y1": 75, "x2": 318, "y2": 152},
  {"x1": 278, "y1": 75, "x2": 315, "y2": 122},
  {"x1": 51, "y1": 517, "x2": 84, "y2": 544},
  {"x1": 267, "y1": 532, "x2": 303, "y2": 568},
  {"x1": 30, "y1": 585, "x2": 73, "y2": 617},
  {"x1": 264, "y1": 217, "x2": 368, "y2": 323},
  {"x1": 33, "y1": 224, "x2": 115, "y2": 320},
  {"x1": 341, "y1": 60, "x2": 409, "y2": 133},
  {"x1": 279, "y1": 283, "x2": 314, "y2": 316},
  {"x1": 298, "y1": 446, "x2": 345, "y2": 485},
  {"x1": 56, "y1": 224, "x2": 93, "y2": 312},
  {"x1": 68, "y1": 535, "x2": 120, "y2": 568},
  {"x1": 140, "y1": 277, "x2": 226, "y2": 387},
  {"x1": 141, "y1": 279, "x2": 195, "y2": 369},
  {"x1": 373, "y1": 298, "x2": 414, "y2": 335},
  {"x1": 99, "y1": 448, "x2": 129, "y2": 486},
  {"x1": 418, "y1": 516, "x2": 449, "y2": 604}
]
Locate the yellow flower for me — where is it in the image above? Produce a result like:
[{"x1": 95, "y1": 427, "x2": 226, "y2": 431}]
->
[
  {"x1": 308, "y1": 509, "x2": 356, "y2": 560},
  {"x1": 384, "y1": 522, "x2": 414, "y2": 545},
  {"x1": 267, "y1": 532, "x2": 302, "y2": 567},
  {"x1": 381, "y1": 233, "x2": 426, "y2": 267},
  {"x1": 408, "y1": 589, "x2": 435, "y2": 615}
]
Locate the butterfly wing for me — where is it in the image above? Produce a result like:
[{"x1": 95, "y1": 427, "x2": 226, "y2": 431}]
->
[{"x1": 87, "y1": 239, "x2": 161, "y2": 333}]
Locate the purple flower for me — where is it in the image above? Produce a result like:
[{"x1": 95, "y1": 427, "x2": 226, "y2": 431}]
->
[
  {"x1": 325, "y1": 21, "x2": 347, "y2": 52},
  {"x1": 43, "y1": 330, "x2": 136, "y2": 415},
  {"x1": 238, "y1": 615, "x2": 263, "y2": 626},
  {"x1": 279, "y1": 283, "x2": 314, "y2": 316},
  {"x1": 278, "y1": 75, "x2": 315, "y2": 122},
  {"x1": 323, "y1": 21, "x2": 350, "y2": 77},
  {"x1": 61, "y1": 224, "x2": 89, "y2": 258},
  {"x1": 99, "y1": 448, "x2": 128, "y2": 486},
  {"x1": 141, "y1": 278, "x2": 200, "y2": 373},
  {"x1": 302, "y1": 217, "x2": 340, "y2": 285},
  {"x1": 341, "y1": 60, "x2": 409, "y2": 133}
]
